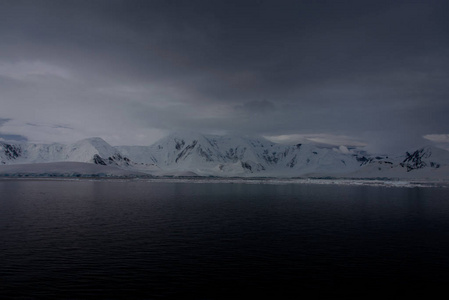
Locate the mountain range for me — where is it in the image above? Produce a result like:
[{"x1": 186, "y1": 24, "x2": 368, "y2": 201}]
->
[{"x1": 1, "y1": 132, "x2": 448, "y2": 179}]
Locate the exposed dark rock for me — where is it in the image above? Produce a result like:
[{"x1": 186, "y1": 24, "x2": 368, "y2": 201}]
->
[
  {"x1": 241, "y1": 161, "x2": 265, "y2": 172},
  {"x1": 402, "y1": 148, "x2": 430, "y2": 171},
  {"x1": 93, "y1": 154, "x2": 107, "y2": 165},
  {"x1": 355, "y1": 156, "x2": 373, "y2": 166},
  {"x1": 175, "y1": 139, "x2": 185, "y2": 150},
  {"x1": 262, "y1": 150, "x2": 279, "y2": 164},
  {"x1": 430, "y1": 162, "x2": 440, "y2": 168},
  {"x1": 241, "y1": 161, "x2": 252, "y2": 172},
  {"x1": 1, "y1": 143, "x2": 22, "y2": 160},
  {"x1": 175, "y1": 140, "x2": 197, "y2": 163},
  {"x1": 197, "y1": 146, "x2": 214, "y2": 162},
  {"x1": 287, "y1": 155, "x2": 297, "y2": 168}
]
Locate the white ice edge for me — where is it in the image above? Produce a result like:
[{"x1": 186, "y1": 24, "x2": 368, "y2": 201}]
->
[
  {"x1": 5, "y1": 177, "x2": 445, "y2": 188},
  {"x1": 138, "y1": 178, "x2": 447, "y2": 188}
]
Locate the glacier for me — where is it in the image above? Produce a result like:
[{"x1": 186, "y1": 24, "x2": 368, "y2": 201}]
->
[{"x1": 1, "y1": 132, "x2": 449, "y2": 181}]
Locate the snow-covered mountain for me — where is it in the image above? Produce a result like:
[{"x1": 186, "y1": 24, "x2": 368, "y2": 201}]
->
[
  {"x1": 1, "y1": 133, "x2": 449, "y2": 179},
  {"x1": 118, "y1": 132, "x2": 362, "y2": 177},
  {"x1": 347, "y1": 145, "x2": 449, "y2": 179},
  {"x1": 1, "y1": 137, "x2": 127, "y2": 166}
]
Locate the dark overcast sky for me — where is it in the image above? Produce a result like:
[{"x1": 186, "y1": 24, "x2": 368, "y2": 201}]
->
[{"x1": 0, "y1": 0, "x2": 448, "y2": 152}]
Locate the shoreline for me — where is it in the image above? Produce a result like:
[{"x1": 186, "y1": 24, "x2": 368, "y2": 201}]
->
[{"x1": 1, "y1": 176, "x2": 448, "y2": 188}]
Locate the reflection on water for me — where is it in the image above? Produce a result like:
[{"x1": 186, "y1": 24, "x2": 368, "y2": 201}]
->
[{"x1": 1, "y1": 179, "x2": 448, "y2": 298}]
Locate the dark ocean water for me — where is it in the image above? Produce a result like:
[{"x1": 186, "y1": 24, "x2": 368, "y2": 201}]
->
[{"x1": 1, "y1": 179, "x2": 449, "y2": 299}]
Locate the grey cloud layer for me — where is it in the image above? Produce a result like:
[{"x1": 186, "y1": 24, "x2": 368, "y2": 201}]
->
[{"x1": 0, "y1": 0, "x2": 448, "y2": 151}]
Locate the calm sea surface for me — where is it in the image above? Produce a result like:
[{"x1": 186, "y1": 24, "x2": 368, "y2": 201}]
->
[{"x1": 1, "y1": 179, "x2": 449, "y2": 298}]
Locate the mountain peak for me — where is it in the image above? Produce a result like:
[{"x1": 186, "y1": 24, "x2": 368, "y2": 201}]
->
[{"x1": 2, "y1": 133, "x2": 449, "y2": 179}]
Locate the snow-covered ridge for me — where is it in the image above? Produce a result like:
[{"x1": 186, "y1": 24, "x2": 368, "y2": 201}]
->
[
  {"x1": 0, "y1": 137, "x2": 128, "y2": 166},
  {"x1": 1, "y1": 133, "x2": 449, "y2": 179},
  {"x1": 129, "y1": 132, "x2": 362, "y2": 176}
]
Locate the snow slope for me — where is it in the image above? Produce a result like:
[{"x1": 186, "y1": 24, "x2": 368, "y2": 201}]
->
[
  {"x1": 346, "y1": 146, "x2": 449, "y2": 180},
  {"x1": 0, "y1": 137, "x2": 160, "y2": 171},
  {"x1": 0, "y1": 162, "x2": 144, "y2": 177},
  {"x1": 120, "y1": 132, "x2": 362, "y2": 177},
  {"x1": 0, "y1": 138, "x2": 125, "y2": 165},
  {"x1": 1, "y1": 133, "x2": 449, "y2": 179}
]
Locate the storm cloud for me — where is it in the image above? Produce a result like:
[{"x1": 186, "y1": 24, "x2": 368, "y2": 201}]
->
[{"x1": 1, "y1": 0, "x2": 448, "y2": 152}]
